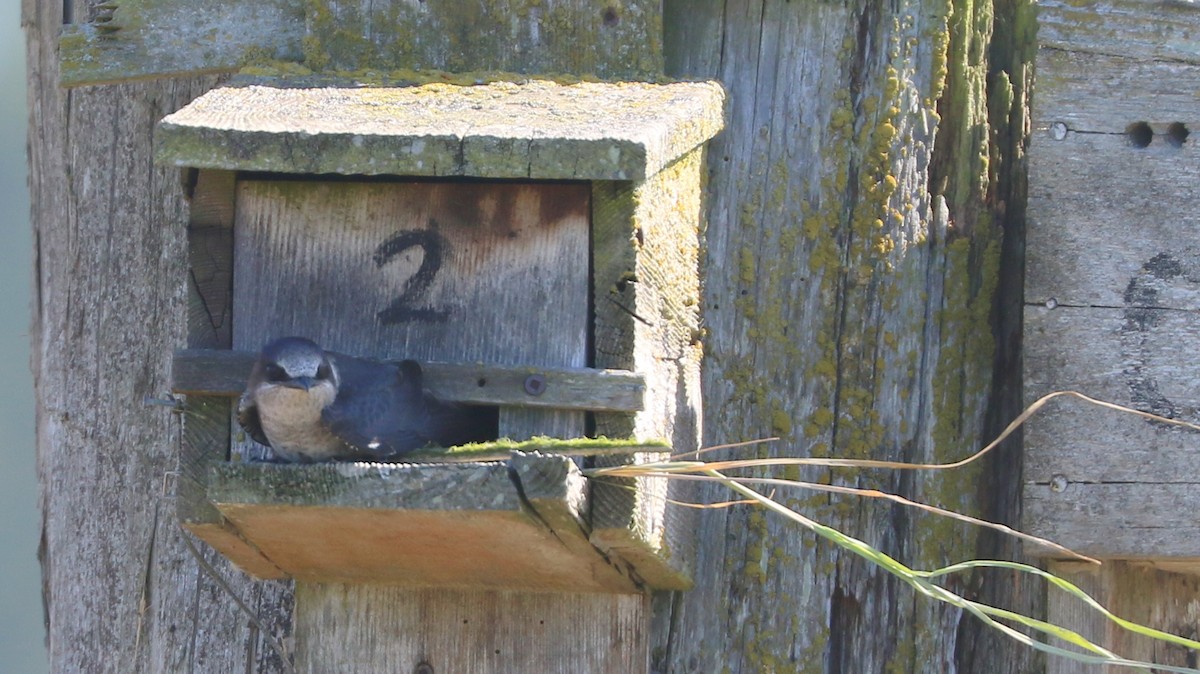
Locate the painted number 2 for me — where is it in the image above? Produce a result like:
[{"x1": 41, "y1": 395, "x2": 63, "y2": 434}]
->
[{"x1": 374, "y1": 224, "x2": 451, "y2": 324}]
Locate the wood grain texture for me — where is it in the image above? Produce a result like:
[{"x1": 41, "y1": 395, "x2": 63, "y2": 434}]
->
[
  {"x1": 293, "y1": 586, "x2": 649, "y2": 674},
  {"x1": 61, "y1": 0, "x2": 667, "y2": 86},
  {"x1": 1024, "y1": 39, "x2": 1200, "y2": 558},
  {"x1": 1024, "y1": 305, "x2": 1200, "y2": 486},
  {"x1": 231, "y1": 180, "x2": 589, "y2": 367},
  {"x1": 156, "y1": 80, "x2": 726, "y2": 181},
  {"x1": 59, "y1": 0, "x2": 305, "y2": 86},
  {"x1": 308, "y1": 0, "x2": 663, "y2": 79},
  {"x1": 1025, "y1": 54, "x2": 1200, "y2": 308},
  {"x1": 31, "y1": 1, "x2": 1040, "y2": 673},
  {"x1": 656, "y1": 0, "x2": 1037, "y2": 672},
  {"x1": 1046, "y1": 562, "x2": 1200, "y2": 672},
  {"x1": 1024, "y1": 10, "x2": 1200, "y2": 672},
  {"x1": 1031, "y1": 50, "x2": 1200, "y2": 135},
  {"x1": 172, "y1": 348, "x2": 647, "y2": 411},
  {"x1": 26, "y1": 2, "x2": 295, "y2": 667},
  {"x1": 589, "y1": 153, "x2": 707, "y2": 591},
  {"x1": 1037, "y1": 0, "x2": 1200, "y2": 62},
  {"x1": 1026, "y1": 483, "x2": 1200, "y2": 560},
  {"x1": 208, "y1": 459, "x2": 638, "y2": 591}
]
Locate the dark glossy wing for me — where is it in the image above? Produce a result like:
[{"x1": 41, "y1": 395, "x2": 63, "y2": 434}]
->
[
  {"x1": 236, "y1": 391, "x2": 271, "y2": 447},
  {"x1": 322, "y1": 356, "x2": 434, "y2": 458},
  {"x1": 322, "y1": 355, "x2": 498, "y2": 460}
]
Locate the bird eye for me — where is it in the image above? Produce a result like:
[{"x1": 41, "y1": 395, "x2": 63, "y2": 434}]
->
[
  {"x1": 316, "y1": 362, "x2": 333, "y2": 380},
  {"x1": 264, "y1": 364, "x2": 289, "y2": 382}
]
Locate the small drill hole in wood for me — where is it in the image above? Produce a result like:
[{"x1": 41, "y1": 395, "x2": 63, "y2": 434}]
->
[
  {"x1": 1126, "y1": 122, "x2": 1153, "y2": 148},
  {"x1": 1167, "y1": 122, "x2": 1189, "y2": 148}
]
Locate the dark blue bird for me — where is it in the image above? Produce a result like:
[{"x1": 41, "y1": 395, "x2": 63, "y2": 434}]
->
[{"x1": 237, "y1": 337, "x2": 494, "y2": 462}]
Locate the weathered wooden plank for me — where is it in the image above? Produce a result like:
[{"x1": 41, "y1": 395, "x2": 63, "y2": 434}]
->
[
  {"x1": 293, "y1": 586, "x2": 649, "y2": 674},
  {"x1": 1023, "y1": 320, "x2": 1200, "y2": 562},
  {"x1": 308, "y1": 0, "x2": 663, "y2": 79},
  {"x1": 181, "y1": 154, "x2": 296, "y2": 672},
  {"x1": 1026, "y1": 125, "x2": 1200, "y2": 308},
  {"x1": 209, "y1": 459, "x2": 639, "y2": 592},
  {"x1": 24, "y1": 33, "x2": 295, "y2": 670},
  {"x1": 59, "y1": 0, "x2": 305, "y2": 87},
  {"x1": 1037, "y1": 0, "x2": 1200, "y2": 62},
  {"x1": 179, "y1": 170, "x2": 238, "y2": 518},
  {"x1": 589, "y1": 152, "x2": 707, "y2": 591},
  {"x1": 172, "y1": 348, "x2": 646, "y2": 411},
  {"x1": 1024, "y1": 305, "x2": 1200, "y2": 486},
  {"x1": 1026, "y1": 483, "x2": 1200, "y2": 561},
  {"x1": 156, "y1": 80, "x2": 726, "y2": 181},
  {"x1": 1044, "y1": 562, "x2": 1200, "y2": 674},
  {"x1": 657, "y1": 0, "x2": 1036, "y2": 671},
  {"x1": 1032, "y1": 50, "x2": 1200, "y2": 134},
  {"x1": 62, "y1": 0, "x2": 665, "y2": 87},
  {"x1": 230, "y1": 180, "x2": 589, "y2": 364}
]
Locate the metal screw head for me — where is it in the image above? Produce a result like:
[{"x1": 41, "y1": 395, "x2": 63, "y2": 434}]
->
[
  {"x1": 1050, "y1": 474, "x2": 1069, "y2": 493},
  {"x1": 524, "y1": 374, "x2": 547, "y2": 396},
  {"x1": 1044, "y1": 297, "x2": 1058, "y2": 310},
  {"x1": 1050, "y1": 122, "x2": 1068, "y2": 141}
]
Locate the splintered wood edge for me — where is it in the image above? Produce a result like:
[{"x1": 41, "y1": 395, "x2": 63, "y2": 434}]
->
[{"x1": 172, "y1": 348, "x2": 645, "y2": 411}]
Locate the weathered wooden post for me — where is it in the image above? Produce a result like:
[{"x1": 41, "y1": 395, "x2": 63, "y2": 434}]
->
[
  {"x1": 57, "y1": 2, "x2": 722, "y2": 672},
  {"x1": 1024, "y1": 0, "x2": 1200, "y2": 669},
  {"x1": 32, "y1": 0, "x2": 1048, "y2": 671}
]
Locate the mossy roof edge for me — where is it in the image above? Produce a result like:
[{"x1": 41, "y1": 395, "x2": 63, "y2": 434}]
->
[{"x1": 156, "y1": 78, "x2": 725, "y2": 181}]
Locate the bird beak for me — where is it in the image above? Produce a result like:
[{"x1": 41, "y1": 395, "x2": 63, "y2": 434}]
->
[{"x1": 282, "y1": 377, "x2": 315, "y2": 391}]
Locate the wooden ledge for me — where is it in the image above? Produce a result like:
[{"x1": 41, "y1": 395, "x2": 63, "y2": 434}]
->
[
  {"x1": 198, "y1": 453, "x2": 655, "y2": 592},
  {"x1": 172, "y1": 348, "x2": 645, "y2": 412},
  {"x1": 155, "y1": 79, "x2": 725, "y2": 181}
]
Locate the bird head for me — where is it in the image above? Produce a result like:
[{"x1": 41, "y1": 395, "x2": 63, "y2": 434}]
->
[{"x1": 255, "y1": 337, "x2": 340, "y2": 395}]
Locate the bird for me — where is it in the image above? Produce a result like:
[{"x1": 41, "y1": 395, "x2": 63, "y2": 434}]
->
[{"x1": 237, "y1": 337, "x2": 495, "y2": 463}]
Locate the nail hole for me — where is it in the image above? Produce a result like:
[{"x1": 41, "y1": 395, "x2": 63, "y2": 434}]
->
[
  {"x1": 1126, "y1": 121, "x2": 1152, "y2": 148},
  {"x1": 476, "y1": 378, "x2": 487, "y2": 387},
  {"x1": 1167, "y1": 122, "x2": 1189, "y2": 148},
  {"x1": 602, "y1": 7, "x2": 619, "y2": 26},
  {"x1": 414, "y1": 663, "x2": 434, "y2": 674}
]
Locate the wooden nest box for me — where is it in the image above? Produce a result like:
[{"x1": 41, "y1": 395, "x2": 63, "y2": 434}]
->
[{"x1": 157, "y1": 77, "x2": 724, "y2": 593}]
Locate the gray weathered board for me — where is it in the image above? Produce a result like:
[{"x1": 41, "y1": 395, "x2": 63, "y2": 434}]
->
[
  {"x1": 60, "y1": 0, "x2": 663, "y2": 86},
  {"x1": 171, "y1": 347, "x2": 645, "y2": 411},
  {"x1": 293, "y1": 586, "x2": 650, "y2": 673},
  {"x1": 156, "y1": 79, "x2": 726, "y2": 181},
  {"x1": 1023, "y1": 0, "x2": 1200, "y2": 563}
]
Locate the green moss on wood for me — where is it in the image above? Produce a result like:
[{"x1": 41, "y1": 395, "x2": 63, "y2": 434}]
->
[{"x1": 405, "y1": 435, "x2": 670, "y2": 462}]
